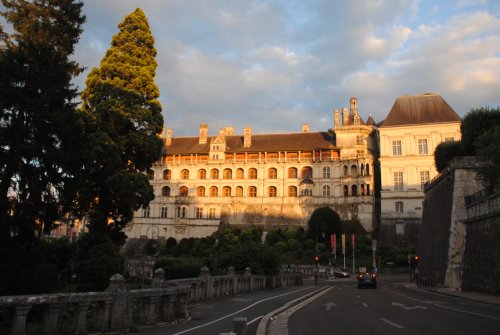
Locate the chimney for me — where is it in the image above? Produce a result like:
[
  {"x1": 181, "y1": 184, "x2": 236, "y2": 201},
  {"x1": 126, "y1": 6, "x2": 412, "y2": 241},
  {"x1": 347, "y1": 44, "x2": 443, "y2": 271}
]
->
[
  {"x1": 165, "y1": 128, "x2": 172, "y2": 146},
  {"x1": 302, "y1": 123, "x2": 310, "y2": 133},
  {"x1": 199, "y1": 124, "x2": 208, "y2": 144},
  {"x1": 224, "y1": 126, "x2": 234, "y2": 136},
  {"x1": 334, "y1": 109, "x2": 340, "y2": 127},
  {"x1": 342, "y1": 107, "x2": 348, "y2": 125},
  {"x1": 243, "y1": 127, "x2": 252, "y2": 147}
]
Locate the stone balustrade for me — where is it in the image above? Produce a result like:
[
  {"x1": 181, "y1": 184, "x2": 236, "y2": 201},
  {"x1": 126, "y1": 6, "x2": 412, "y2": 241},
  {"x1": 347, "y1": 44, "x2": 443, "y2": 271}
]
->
[{"x1": 0, "y1": 268, "x2": 303, "y2": 335}]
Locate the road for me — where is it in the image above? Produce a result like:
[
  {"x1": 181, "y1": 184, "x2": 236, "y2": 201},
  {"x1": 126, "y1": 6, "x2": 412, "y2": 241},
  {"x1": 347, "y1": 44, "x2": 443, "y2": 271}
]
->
[
  {"x1": 289, "y1": 275, "x2": 500, "y2": 335},
  {"x1": 138, "y1": 275, "x2": 500, "y2": 335},
  {"x1": 138, "y1": 284, "x2": 322, "y2": 335}
]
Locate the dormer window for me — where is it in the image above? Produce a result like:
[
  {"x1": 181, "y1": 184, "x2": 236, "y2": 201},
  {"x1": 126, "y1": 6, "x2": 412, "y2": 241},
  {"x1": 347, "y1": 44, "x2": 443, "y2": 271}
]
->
[{"x1": 354, "y1": 115, "x2": 360, "y2": 125}]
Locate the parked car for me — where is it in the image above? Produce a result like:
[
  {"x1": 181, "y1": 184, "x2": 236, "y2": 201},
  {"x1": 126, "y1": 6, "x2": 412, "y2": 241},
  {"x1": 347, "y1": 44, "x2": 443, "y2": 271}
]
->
[
  {"x1": 334, "y1": 268, "x2": 350, "y2": 278},
  {"x1": 357, "y1": 272, "x2": 377, "y2": 288}
]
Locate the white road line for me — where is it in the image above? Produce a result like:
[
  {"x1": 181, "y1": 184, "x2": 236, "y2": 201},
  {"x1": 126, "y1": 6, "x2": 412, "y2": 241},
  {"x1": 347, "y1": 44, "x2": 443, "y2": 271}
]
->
[
  {"x1": 362, "y1": 302, "x2": 368, "y2": 307},
  {"x1": 247, "y1": 316, "x2": 263, "y2": 325},
  {"x1": 385, "y1": 288, "x2": 500, "y2": 321},
  {"x1": 170, "y1": 286, "x2": 316, "y2": 335},
  {"x1": 381, "y1": 318, "x2": 404, "y2": 329}
]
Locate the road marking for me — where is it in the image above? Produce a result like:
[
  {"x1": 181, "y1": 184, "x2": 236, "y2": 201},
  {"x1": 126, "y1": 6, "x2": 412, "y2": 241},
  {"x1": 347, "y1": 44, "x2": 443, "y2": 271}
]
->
[
  {"x1": 362, "y1": 302, "x2": 368, "y2": 307},
  {"x1": 385, "y1": 288, "x2": 500, "y2": 321},
  {"x1": 380, "y1": 318, "x2": 403, "y2": 329},
  {"x1": 170, "y1": 286, "x2": 316, "y2": 335},
  {"x1": 247, "y1": 316, "x2": 263, "y2": 325},
  {"x1": 324, "y1": 302, "x2": 336, "y2": 310},
  {"x1": 392, "y1": 302, "x2": 427, "y2": 310}
]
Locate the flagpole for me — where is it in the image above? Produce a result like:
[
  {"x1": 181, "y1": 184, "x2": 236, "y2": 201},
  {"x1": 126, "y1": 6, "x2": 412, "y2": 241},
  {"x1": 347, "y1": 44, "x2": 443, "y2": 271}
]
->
[{"x1": 353, "y1": 249, "x2": 355, "y2": 274}]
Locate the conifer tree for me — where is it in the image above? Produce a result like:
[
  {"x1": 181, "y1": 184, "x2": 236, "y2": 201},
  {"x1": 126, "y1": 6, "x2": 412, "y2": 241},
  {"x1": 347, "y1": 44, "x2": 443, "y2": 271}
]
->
[
  {"x1": 0, "y1": 0, "x2": 85, "y2": 241},
  {"x1": 78, "y1": 8, "x2": 163, "y2": 246}
]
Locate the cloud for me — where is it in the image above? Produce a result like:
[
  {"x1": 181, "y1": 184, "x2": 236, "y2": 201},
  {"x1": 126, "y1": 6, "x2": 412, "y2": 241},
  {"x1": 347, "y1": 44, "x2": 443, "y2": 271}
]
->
[{"x1": 71, "y1": 1, "x2": 500, "y2": 135}]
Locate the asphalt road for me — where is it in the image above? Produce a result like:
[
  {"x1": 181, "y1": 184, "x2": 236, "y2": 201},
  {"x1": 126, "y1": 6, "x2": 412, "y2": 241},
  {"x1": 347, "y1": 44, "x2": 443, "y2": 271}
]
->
[
  {"x1": 289, "y1": 275, "x2": 500, "y2": 335},
  {"x1": 137, "y1": 283, "x2": 322, "y2": 335}
]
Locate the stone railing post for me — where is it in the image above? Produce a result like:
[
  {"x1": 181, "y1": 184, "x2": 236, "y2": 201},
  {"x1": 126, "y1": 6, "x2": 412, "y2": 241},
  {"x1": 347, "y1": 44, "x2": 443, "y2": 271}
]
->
[
  {"x1": 233, "y1": 317, "x2": 247, "y2": 335},
  {"x1": 244, "y1": 268, "x2": 253, "y2": 292},
  {"x1": 11, "y1": 305, "x2": 31, "y2": 335},
  {"x1": 199, "y1": 266, "x2": 211, "y2": 300},
  {"x1": 71, "y1": 301, "x2": 91, "y2": 335},
  {"x1": 227, "y1": 266, "x2": 237, "y2": 296},
  {"x1": 152, "y1": 268, "x2": 166, "y2": 288},
  {"x1": 41, "y1": 303, "x2": 62, "y2": 335},
  {"x1": 97, "y1": 299, "x2": 112, "y2": 333},
  {"x1": 106, "y1": 273, "x2": 130, "y2": 332},
  {"x1": 145, "y1": 295, "x2": 160, "y2": 325},
  {"x1": 175, "y1": 289, "x2": 190, "y2": 319}
]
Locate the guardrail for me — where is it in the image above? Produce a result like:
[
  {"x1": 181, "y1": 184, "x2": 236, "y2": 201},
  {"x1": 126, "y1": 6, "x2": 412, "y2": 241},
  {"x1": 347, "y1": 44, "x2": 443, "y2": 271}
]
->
[{"x1": 0, "y1": 267, "x2": 303, "y2": 335}]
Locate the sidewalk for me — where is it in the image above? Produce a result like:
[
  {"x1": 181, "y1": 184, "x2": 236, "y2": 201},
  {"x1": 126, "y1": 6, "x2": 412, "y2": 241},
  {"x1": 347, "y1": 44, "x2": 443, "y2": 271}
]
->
[{"x1": 407, "y1": 283, "x2": 500, "y2": 306}]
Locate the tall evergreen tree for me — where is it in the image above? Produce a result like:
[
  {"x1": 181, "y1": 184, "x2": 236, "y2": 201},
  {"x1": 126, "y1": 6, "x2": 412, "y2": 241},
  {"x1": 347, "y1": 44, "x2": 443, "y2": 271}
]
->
[
  {"x1": 0, "y1": 0, "x2": 85, "y2": 241},
  {"x1": 78, "y1": 8, "x2": 163, "y2": 246}
]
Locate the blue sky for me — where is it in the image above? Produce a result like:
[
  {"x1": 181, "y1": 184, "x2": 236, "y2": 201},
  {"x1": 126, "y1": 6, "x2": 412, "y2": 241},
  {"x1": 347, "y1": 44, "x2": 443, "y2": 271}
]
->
[{"x1": 74, "y1": 0, "x2": 500, "y2": 136}]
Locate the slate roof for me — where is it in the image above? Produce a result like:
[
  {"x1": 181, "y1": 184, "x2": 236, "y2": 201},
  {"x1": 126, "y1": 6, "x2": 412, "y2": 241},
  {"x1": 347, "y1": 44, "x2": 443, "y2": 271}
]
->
[
  {"x1": 164, "y1": 131, "x2": 336, "y2": 155},
  {"x1": 380, "y1": 93, "x2": 461, "y2": 127}
]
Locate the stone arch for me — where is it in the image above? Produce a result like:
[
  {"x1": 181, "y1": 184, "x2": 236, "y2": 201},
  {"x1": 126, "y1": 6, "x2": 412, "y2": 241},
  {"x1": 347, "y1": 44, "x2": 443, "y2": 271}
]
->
[{"x1": 307, "y1": 207, "x2": 342, "y2": 241}]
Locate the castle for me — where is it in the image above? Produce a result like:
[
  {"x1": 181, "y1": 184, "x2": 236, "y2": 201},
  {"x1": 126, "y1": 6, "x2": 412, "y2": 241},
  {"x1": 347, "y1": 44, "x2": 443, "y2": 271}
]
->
[{"x1": 127, "y1": 97, "x2": 377, "y2": 240}]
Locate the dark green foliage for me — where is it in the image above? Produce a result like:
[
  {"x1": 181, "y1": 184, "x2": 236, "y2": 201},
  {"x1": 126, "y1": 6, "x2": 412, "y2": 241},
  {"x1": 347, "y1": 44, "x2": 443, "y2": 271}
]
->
[
  {"x1": 476, "y1": 124, "x2": 500, "y2": 187},
  {"x1": 74, "y1": 234, "x2": 123, "y2": 291},
  {"x1": 76, "y1": 8, "x2": 164, "y2": 246},
  {"x1": 0, "y1": 0, "x2": 85, "y2": 244},
  {"x1": 461, "y1": 107, "x2": 500, "y2": 155},
  {"x1": 153, "y1": 258, "x2": 203, "y2": 280},
  {"x1": 434, "y1": 140, "x2": 464, "y2": 172}
]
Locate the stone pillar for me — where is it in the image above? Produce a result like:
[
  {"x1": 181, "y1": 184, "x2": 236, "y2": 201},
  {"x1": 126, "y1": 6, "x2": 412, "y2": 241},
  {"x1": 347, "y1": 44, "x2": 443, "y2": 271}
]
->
[
  {"x1": 152, "y1": 268, "x2": 166, "y2": 288},
  {"x1": 233, "y1": 317, "x2": 248, "y2": 335},
  {"x1": 11, "y1": 305, "x2": 31, "y2": 335},
  {"x1": 175, "y1": 290, "x2": 190, "y2": 319},
  {"x1": 71, "y1": 301, "x2": 91, "y2": 335},
  {"x1": 41, "y1": 303, "x2": 62, "y2": 335},
  {"x1": 199, "y1": 266, "x2": 211, "y2": 300},
  {"x1": 160, "y1": 293, "x2": 176, "y2": 322},
  {"x1": 106, "y1": 273, "x2": 130, "y2": 331}
]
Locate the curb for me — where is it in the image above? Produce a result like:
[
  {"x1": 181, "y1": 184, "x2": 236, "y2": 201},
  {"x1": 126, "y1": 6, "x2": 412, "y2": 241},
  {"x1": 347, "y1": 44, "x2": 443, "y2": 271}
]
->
[{"x1": 256, "y1": 286, "x2": 331, "y2": 335}]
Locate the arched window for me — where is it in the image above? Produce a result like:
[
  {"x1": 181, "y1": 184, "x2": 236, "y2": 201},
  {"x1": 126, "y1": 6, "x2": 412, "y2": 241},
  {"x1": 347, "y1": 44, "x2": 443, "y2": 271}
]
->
[
  {"x1": 288, "y1": 167, "x2": 298, "y2": 178},
  {"x1": 210, "y1": 169, "x2": 219, "y2": 179},
  {"x1": 360, "y1": 184, "x2": 365, "y2": 196},
  {"x1": 223, "y1": 168, "x2": 232, "y2": 179},
  {"x1": 196, "y1": 186, "x2": 205, "y2": 197},
  {"x1": 179, "y1": 186, "x2": 189, "y2": 196},
  {"x1": 288, "y1": 186, "x2": 297, "y2": 197},
  {"x1": 351, "y1": 185, "x2": 358, "y2": 196},
  {"x1": 181, "y1": 169, "x2": 189, "y2": 180},
  {"x1": 322, "y1": 185, "x2": 331, "y2": 197},
  {"x1": 248, "y1": 168, "x2": 257, "y2": 179},
  {"x1": 222, "y1": 186, "x2": 231, "y2": 197},
  {"x1": 268, "y1": 168, "x2": 277, "y2": 179},
  {"x1": 236, "y1": 186, "x2": 243, "y2": 197},
  {"x1": 343, "y1": 165, "x2": 348, "y2": 177},
  {"x1": 366, "y1": 164, "x2": 370, "y2": 176},
  {"x1": 343, "y1": 185, "x2": 349, "y2": 197},
  {"x1": 366, "y1": 184, "x2": 370, "y2": 195},
  {"x1": 163, "y1": 169, "x2": 171, "y2": 180},
  {"x1": 350, "y1": 165, "x2": 358, "y2": 178},
  {"x1": 236, "y1": 168, "x2": 244, "y2": 179},
  {"x1": 301, "y1": 166, "x2": 313, "y2": 179},
  {"x1": 360, "y1": 164, "x2": 365, "y2": 176},
  {"x1": 162, "y1": 186, "x2": 171, "y2": 197},
  {"x1": 248, "y1": 186, "x2": 257, "y2": 197},
  {"x1": 268, "y1": 186, "x2": 277, "y2": 197},
  {"x1": 147, "y1": 170, "x2": 155, "y2": 180},
  {"x1": 209, "y1": 186, "x2": 218, "y2": 197},
  {"x1": 198, "y1": 169, "x2": 206, "y2": 179},
  {"x1": 322, "y1": 166, "x2": 331, "y2": 178}
]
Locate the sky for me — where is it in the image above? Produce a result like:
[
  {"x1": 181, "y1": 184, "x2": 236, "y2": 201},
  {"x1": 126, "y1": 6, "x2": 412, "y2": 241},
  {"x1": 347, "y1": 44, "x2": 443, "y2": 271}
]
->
[{"x1": 73, "y1": 0, "x2": 500, "y2": 136}]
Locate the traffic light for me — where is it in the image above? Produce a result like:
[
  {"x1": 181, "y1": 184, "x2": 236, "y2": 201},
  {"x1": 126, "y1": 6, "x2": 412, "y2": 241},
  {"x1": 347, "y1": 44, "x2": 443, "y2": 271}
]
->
[
  {"x1": 414, "y1": 256, "x2": 419, "y2": 262},
  {"x1": 314, "y1": 256, "x2": 319, "y2": 265},
  {"x1": 287, "y1": 264, "x2": 292, "y2": 272}
]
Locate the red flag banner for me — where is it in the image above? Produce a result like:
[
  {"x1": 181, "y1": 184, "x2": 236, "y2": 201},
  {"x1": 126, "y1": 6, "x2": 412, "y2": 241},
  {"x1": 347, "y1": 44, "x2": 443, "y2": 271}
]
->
[
  {"x1": 351, "y1": 234, "x2": 355, "y2": 251},
  {"x1": 330, "y1": 234, "x2": 335, "y2": 250}
]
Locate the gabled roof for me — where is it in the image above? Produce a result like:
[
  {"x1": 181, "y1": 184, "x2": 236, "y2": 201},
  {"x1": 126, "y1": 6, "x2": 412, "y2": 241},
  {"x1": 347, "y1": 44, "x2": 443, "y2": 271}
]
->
[
  {"x1": 164, "y1": 131, "x2": 336, "y2": 155},
  {"x1": 380, "y1": 93, "x2": 461, "y2": 127}
]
